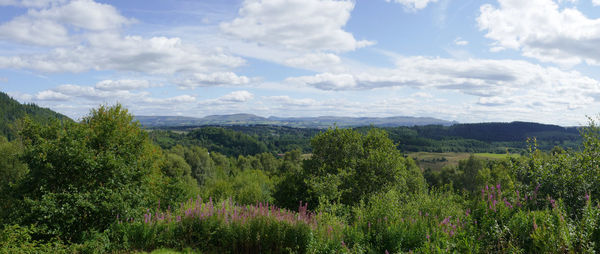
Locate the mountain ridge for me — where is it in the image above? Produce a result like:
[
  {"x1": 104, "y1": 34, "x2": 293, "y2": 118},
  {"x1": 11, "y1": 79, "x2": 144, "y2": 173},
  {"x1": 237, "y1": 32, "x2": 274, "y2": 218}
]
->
[{"x1": 135, "y1": 114, "x2": 458, "y2": 128}]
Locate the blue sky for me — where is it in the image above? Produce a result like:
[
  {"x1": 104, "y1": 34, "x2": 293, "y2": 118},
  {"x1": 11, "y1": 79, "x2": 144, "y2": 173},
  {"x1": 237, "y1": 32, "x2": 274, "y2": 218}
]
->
[{"x1": 1, "y1": 0, "x2": 600, "y2": 125}]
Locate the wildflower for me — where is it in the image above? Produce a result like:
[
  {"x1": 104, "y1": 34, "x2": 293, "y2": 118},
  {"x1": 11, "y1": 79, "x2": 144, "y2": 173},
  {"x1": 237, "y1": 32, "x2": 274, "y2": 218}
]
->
[
  {"x1": 533, "y1": 218, "x2": 538, "y2": 230},
  {"x1": 585, "y1": 193, "x2": 590, "y2": 202}
]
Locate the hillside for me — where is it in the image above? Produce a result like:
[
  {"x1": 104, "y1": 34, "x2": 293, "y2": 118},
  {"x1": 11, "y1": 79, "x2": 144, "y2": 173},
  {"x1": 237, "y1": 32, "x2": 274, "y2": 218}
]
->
[
  {"x1": 0, "y1": 91, "x2": 71, "y2": 139},
  {"x1": 147, "y1": 121, "x2": 583, "y2": 157},
  {"x1": 135, "y1": 114, "x2": 457, "y2": 128}
]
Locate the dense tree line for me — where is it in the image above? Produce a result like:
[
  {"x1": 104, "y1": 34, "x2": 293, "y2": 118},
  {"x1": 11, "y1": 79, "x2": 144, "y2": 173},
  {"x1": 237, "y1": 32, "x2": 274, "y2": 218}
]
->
[{"x1": 148, "y1": 122, "x2": 582, "y2": 158}]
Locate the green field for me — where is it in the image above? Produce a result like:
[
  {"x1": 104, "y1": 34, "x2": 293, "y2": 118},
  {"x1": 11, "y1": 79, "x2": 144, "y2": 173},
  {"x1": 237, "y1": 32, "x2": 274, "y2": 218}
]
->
[{"x1": 408, "y1": 152, "x2": 519, "y2": 171}]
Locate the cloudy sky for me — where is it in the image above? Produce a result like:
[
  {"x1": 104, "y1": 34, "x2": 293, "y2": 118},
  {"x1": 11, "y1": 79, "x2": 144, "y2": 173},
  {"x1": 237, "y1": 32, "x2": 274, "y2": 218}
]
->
[{"x1": 1, "y1": 0, "x2": 600, "y2": 125}]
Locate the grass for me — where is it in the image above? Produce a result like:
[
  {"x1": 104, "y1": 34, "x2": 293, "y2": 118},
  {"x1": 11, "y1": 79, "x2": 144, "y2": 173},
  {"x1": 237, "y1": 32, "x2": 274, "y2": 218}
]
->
[{"x1": 408, "y1": 152, "x2": 519, "y2": 171}]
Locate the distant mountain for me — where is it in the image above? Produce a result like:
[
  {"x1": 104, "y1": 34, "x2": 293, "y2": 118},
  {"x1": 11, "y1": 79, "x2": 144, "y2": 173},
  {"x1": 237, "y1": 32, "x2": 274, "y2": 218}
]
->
[
  {"x1": 135, "y1": 114, "x2": 457, "y2": 128},
  {"x1": 0, "y1": 91, "x2": 71, "y2": 139}
]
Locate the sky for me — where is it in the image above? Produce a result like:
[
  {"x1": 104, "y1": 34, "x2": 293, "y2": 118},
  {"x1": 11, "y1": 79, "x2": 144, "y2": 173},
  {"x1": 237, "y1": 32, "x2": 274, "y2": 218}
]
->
[{"x1": 0, "y1": 0, "x2": 600, "y2": 126}]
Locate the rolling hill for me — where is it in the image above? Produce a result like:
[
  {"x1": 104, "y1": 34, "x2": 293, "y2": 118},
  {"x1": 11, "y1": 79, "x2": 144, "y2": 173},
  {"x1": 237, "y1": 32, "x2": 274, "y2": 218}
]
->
[{"x1": 0, "y1": 91, "x2": 71, "y2": 139}]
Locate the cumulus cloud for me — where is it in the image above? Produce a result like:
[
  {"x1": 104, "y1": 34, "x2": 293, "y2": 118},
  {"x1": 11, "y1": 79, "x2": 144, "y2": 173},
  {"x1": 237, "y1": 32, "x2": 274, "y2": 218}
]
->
[
  {"x1": 175, "y1": 72, "x2": 251, "y2": 89},
  {"x1": 478, "y1": 0, "x2": 600, "y2": 66},
  {"x1": 220, "y1": 0, "x2": 374, "y2": 52},
  {"x1": 217, "y1": 90, "x2": 254, "y2": 103},
  {"x1": 0, "y1": 34, "x2": 245, "y2": 73},
  {"x1": 267, "y1": 95, "x2": 319, "y2": 106},
  {"x1": 94, "y1": 79, "x2": 155, "y2": 91},
  {"x1": 594, "y1": 0, "x2": 600, "y2": 6},
  {"x1": 50, "y1": 84, "x2": 150, "y2": 101},
  {"x1": 0, "y1": 1, "x2": 244, "y2": 74},
  {"x1": 385, "y1": 0, "x2": 438, "y2": 11},
  {"x1": 0, "y1": 0, "x2": 133, "y2": 46},
  {"x1": 287, "y1": 56, "x2": 600, "y2": 111},
  {"x1": 35, "y1": 89, "x2": 70, "y2": 101},
  {"x1": 283, "y1": 53, "x2": 342, "y2": 70}
]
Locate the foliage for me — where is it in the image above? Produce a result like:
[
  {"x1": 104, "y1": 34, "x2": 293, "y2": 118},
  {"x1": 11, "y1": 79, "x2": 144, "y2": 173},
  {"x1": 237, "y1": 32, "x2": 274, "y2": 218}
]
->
[
  {"x1": 3, "y1": 103, "x2": 600, "y2": 253},
  {"x1": 12, "y1": 105, "x2": 165, "y2": 242},
  {"x1": 513, "y1": 119, "x2": 600, "y2": 216},
  {"x1": 150, "y1": 121, "x2": 582, "y2": 158},
  {"x1": 0, "y1": 91, "x2": 71, "y2": 140},
  {"x1": 0, "y1": 136, "x2": 27, "y2": 222},
  {"x1": 304, "y1": 127, "x2": 426, "y2": 207},
  {"x1": 0, "y1": 224, "x2": 78, "y2": 253},
  {"x1": 106, "y1": 198, "x2": 342, "y2": 253}
]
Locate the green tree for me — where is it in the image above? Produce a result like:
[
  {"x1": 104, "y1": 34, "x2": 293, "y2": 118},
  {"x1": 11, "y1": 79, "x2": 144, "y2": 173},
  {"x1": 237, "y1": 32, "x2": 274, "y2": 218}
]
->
[
  {"x1": 0, "y1": 136, "x2": 27, "y2": 223},
  {"x1": 160, "y1": 153, "x2": 199, "y2": 208},
  {"x1": 274, "y1": 149, "x2": 308, "y2": 210},
  {"x1": 14, "y1": 105, "x2": 164, "y2": 241},
  {"x1": 304, "y1": 128, "x2": 425, "y2": 207},
  {"x1": 182, "y1": 145, "x2": 214, "y2": 186}
]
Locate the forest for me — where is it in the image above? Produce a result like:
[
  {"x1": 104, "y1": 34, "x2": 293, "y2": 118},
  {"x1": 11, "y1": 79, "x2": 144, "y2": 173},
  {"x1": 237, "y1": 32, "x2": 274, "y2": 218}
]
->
[{"x1": 2, "y1": 96, "x2": 600, "y2": 253}]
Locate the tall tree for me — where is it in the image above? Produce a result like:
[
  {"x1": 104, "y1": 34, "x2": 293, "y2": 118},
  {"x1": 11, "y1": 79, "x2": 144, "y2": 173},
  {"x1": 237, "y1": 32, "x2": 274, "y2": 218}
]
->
[{"x1": 303, "y1": 128, "x2": 425, "y2": 207}]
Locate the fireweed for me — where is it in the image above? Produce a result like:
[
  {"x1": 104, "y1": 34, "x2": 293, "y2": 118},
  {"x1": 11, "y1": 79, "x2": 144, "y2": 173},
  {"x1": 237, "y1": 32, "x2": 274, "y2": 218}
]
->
[{"x1": 108, "y1": 197, "x2": 346, "y2": 253}]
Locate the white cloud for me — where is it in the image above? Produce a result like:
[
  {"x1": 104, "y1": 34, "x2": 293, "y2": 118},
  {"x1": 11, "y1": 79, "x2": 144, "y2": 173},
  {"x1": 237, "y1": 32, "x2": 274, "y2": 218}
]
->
[
  {"x1": 35, "y1": 90, "x2": 70, "y2": 101},
  {"x1": 267, "y1": 95, "x2": 319, "y2": 106},
  {"x1": 94, "y1": 79, "x2": 155, "y2": 91},
  {"x1": 0, "y1": 0, "x2": 133, "y2": 46},
  {"x1": 216, "y1": 90, "x2": 254, "y2": 103},
  {"x1": 220, "y1": 0, "x2": 374, "y2": 52},
  {"x1": 0, "y1": 0, "x2": 67, "y2": 8},
  {"x1": 478, "y1": 0, "x2": 600, "y2": 66},
  {"x1": 386, "y1": 0, "x2": 438, "y2": 11},
  {"x1": 283, "y1": 53, "x2": 342, "y2": 70},
  {"x1": 287, "y1": 56, "x2": 600, "y2": 112},
  {"x1": 0, "y1": 1, "x2": 244, "y2": 74},
  {"x1": 477, "y1": 96, "x2": 514, "y2": 106},
  {"x1": 412, "y1": 92, "x2": 433, "y2": 98},
  {"x1": 594, "y1": 0, "x2": 600, "y2": 6},
  {"x1": 32, "y1": 0, "x2": 133, "y2": 31},
  {"x1": 142, "y1": 95, "x2": 196, "y2": 104},
  {"x1": 0, "y1": 16, "x2": 70, "y2": 46},
  {"x1": 454, "y1": 37, "x2": 469, "y2": 46},
  {"x1": 51, "y1": 84, "x2": 148, "y2": 101},
  {"x1": 175, "y1": 72, "x2": 251, "y2": 89},
  {"x1": 287, "y1": 73, "x2": 357, "y2": 90},
  {"x1": 0, "y1": 34, "x2": 245, "y2": 73}
]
